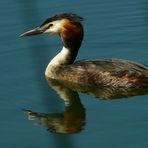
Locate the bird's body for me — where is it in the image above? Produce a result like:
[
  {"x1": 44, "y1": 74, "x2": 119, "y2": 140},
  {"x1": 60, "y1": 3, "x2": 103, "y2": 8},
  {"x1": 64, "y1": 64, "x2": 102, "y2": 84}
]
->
[
  {"x1": 20, "y1": 13, "x2": 148, "y2": 88},
  {"x1": 47, "y1": 58, "x2": 148, "y2": 87}
]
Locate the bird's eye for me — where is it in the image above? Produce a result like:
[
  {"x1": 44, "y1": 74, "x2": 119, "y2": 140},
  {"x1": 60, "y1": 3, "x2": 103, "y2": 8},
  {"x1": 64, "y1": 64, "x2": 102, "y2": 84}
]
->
[{"x1": 48, "y1": 24, "x2": 53, "y2": 28}]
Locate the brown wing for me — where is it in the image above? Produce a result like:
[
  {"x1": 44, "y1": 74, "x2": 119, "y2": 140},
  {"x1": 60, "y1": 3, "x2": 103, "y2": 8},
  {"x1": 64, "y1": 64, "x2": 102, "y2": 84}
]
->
[{"x1": 56, "y1": 59, "x2": 148, "y2": 88}]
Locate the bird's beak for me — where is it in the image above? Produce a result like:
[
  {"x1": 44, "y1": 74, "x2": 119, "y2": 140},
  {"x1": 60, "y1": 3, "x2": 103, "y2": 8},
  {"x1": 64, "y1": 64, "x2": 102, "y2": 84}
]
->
[{"x1": 20, "y1": 27, "x2": 45, "y2": 37}]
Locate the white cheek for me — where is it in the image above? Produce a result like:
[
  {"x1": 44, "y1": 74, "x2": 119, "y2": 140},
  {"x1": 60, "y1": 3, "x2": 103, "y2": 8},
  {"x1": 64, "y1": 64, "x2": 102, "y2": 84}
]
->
[
  {"x1": 44, "y1": 20, "x2": 62, "y2": 34},
  {"x1": 51, "y1": 26, "x2": 60, "y2": 33},
  {"x1": 44, "y1": 26, "x2": 60, "y2": 34}
]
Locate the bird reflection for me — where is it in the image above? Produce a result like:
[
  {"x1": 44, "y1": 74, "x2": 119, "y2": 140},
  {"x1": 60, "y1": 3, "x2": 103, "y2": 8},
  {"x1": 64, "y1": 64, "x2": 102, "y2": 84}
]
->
[
  {"x1": 23, "y1": 78, "x2": 148, "y2": 134},
  {"x1": 23, "y1": 79, "x2": 85, "y2": 134},
  {"x1": 46, "y1": 78, "x2": 148, "y2": 100}
]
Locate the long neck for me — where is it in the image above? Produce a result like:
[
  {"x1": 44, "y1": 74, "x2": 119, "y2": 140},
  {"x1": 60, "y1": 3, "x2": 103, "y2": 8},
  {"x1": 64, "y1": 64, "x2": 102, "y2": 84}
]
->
[
  {"x1": 49, "y1": 46, "x2": 76, "y2": 66},
  {"x1": 60, "y1": 22, "x2": 84, "y2": 64},
  {"x1": 45, "y1": 46, "x2": 78, "y2": 78},
  {"x1": 45, "y1": 22, "x2": 83, "y2": 78}
]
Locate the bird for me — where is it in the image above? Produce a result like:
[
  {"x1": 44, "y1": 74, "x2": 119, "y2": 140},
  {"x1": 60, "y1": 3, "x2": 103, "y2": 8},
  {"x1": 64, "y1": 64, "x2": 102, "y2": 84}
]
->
[{"x1": 20, "y1": 12, "x2": 148, "y2": 88}]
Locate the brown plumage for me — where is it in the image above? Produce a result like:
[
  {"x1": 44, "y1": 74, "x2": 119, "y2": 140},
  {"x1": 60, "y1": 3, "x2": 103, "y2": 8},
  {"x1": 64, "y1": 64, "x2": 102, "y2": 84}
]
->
[
  {"x1": 52, "y1": 59, "x2": 148, "y2": 88},
  {"x1": 20, "y1": 12, "x2": 148, "y2": 88}
]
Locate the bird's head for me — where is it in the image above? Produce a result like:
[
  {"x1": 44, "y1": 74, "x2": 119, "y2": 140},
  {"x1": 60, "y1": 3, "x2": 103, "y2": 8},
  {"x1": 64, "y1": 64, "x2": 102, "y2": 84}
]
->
[
  {"x1": 20, "y1": 12, "x2": 84, "y2": 52},
  {"x1": 20, "y1": 13, "x2": 83, "y2": 37}
]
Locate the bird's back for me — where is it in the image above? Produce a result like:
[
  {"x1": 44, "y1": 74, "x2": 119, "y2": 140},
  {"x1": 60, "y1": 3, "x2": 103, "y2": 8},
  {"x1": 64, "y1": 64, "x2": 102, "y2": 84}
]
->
[{"x1": 50, "y1": 59, "x2": 148, "y2": 88}]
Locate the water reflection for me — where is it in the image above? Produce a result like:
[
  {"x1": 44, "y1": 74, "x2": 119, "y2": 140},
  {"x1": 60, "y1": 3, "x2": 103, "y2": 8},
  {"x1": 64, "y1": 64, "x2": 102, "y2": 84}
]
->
[
  {"x1": 23, "y1": 78, "x2": 148, "y2": 134},
  {"x1": 23, "y1": 79, "x2": 85, "y2": 134}
]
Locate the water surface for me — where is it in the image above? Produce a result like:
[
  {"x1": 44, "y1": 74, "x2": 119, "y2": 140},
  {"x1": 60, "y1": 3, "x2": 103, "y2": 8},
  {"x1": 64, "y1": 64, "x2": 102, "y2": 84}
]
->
[{"x1": 0, "y1": 0, "x2": 148, "y2": 148}]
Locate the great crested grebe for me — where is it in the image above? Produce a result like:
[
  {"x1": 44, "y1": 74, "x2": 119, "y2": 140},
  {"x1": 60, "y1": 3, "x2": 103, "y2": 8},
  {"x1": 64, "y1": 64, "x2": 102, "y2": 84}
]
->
[{"x1": 20, "y1": 12, "x2": 148, "y2": 88}]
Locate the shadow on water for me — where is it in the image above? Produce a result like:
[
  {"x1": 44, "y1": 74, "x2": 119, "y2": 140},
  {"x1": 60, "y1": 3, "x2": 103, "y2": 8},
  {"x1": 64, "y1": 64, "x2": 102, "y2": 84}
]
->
[
  {"x1": 17, "y1": 1, "x2": 53, "y2": 104},
  {"x1": 23, "y1": 78, "x2": 148, "y2": 134},
  {"x1": 18, "y1": 1, "x2": 74, "y2": 148}
]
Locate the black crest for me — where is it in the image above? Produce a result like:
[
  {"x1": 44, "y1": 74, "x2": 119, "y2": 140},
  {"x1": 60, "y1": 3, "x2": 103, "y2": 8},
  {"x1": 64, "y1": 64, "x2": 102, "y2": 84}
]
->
[{"x1": 40, "y1": 12, "x2": 83, "y2": 27}]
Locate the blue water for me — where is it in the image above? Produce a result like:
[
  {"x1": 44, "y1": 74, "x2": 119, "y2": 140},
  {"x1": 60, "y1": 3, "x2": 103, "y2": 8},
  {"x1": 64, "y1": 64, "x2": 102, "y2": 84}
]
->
[{"x1": 0, "y1": 0, "x2": 148, "y2": 148}]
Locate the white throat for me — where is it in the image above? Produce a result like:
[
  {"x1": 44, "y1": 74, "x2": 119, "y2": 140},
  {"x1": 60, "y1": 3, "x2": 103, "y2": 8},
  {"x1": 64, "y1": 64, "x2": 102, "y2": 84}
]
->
[{"x1": 45, "y1": 46, "x2": 71, "y2": 78}]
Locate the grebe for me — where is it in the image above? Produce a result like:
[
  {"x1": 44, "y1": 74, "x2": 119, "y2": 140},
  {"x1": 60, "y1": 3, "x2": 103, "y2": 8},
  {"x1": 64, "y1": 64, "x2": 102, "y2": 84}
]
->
[{"x1": 20, "y1": 12, "x2": 148, "y2": 88}]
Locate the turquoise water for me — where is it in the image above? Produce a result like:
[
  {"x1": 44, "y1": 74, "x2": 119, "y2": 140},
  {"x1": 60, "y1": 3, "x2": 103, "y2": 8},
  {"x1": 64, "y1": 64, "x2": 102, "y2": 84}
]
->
[{"x1": 0, "y1": 0, "x2": 148, "y2": 148}]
